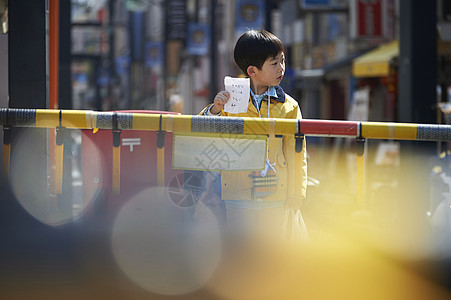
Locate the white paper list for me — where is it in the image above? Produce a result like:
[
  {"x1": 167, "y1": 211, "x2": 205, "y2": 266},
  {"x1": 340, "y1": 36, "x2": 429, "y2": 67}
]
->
[{"x1": 223, "y1": 76, "x2": 250, "y2": 114}]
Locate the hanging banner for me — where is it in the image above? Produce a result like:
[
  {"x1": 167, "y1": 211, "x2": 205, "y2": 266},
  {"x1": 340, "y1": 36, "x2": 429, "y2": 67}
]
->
[
  {"x1": 235, "y1": 0, "x2": 265, "y2": 34},
  {"x1": 145, "y1": 41, "x2": 163, "y2": 67},
  {"x1": 186, "y1": 23, "x2": 210, "y2": 56},
  {"x1": 166, "y1": 0, "x2": 186, "y2": 41},
  {"x1": 129, "y1": 11, "x2": 145, "y2": 61},
  {"x1": 173, "y1": 134, "x2": 266, "y2": 171},
  {"x1": 357, "y1": 0, "x2": 383, "y2": 37}
]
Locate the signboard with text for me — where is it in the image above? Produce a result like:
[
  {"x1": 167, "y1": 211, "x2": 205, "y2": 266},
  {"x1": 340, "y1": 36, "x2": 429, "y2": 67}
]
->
[
  {"x1": 165, "y1": 0, "x2": 186, "y2": 41},
  {"x1": 357, "y1": 0, "x2": 382, "y2": 37},
  {"x1": 350, "y1": 0, "x2": 394, "y2": 40}
]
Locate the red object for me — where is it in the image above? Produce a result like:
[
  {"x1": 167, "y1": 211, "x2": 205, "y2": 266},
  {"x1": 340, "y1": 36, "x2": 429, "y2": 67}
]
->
[
  {"x1": 357, "y1": 0, "x2": 382, "y2": 37},
  {"x1": 300, "y1": 120, "x2": 359, "y2": 137},
  {"x1": 81, "y1": 111, "x2": 182, "y2": 215}
]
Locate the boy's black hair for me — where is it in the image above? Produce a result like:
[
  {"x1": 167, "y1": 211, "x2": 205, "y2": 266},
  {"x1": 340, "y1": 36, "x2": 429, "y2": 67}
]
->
[{"x1": 234, "y1": 29, "x2": 284, "y2": 76}]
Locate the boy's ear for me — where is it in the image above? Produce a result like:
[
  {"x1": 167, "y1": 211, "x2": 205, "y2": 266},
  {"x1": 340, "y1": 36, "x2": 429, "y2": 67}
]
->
[{"x1": 247, "y1": 66, "x2": 257, "y2": 77}]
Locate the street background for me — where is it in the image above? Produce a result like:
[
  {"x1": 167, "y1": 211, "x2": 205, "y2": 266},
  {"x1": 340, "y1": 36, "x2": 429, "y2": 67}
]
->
[{"x1": 2, "y1": 1, "x2": 451, "y2": 299}]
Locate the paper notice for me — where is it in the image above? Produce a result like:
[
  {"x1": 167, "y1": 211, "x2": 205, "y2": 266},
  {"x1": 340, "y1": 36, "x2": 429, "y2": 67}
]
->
[{"x1": 224, "y1": 76, "x2": 250, "y2": 114}]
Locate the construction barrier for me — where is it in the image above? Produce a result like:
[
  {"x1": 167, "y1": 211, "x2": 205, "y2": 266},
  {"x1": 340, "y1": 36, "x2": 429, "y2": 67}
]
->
[
  {"x1": 1, "y1": 108, "x2": 451, "y2": 140},
  {"x1": 1, "y1": 108, "x2": 451, "y2": 211}
]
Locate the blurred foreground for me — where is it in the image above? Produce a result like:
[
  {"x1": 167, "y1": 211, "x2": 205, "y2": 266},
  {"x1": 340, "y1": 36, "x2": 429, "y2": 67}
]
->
[{"x1": 2, "y1": 141, "x2": 451, "y2": 299}]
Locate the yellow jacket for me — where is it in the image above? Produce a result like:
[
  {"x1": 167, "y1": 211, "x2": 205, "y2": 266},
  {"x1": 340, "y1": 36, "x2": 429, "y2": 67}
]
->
[{"x1": 200, "y1": 86, "x2": 307, "y2": 206}]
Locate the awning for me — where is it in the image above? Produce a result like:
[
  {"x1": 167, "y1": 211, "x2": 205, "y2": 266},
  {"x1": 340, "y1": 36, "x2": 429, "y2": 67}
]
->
[
  {"x1": 352, "y1": 40, "x2": 399, "y2": 78},
  {"x1": 296, "y1": 50, "x2": 371, "y2": 84}
]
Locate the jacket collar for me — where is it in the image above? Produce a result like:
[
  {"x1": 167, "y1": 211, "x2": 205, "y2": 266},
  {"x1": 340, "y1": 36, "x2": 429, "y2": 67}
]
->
[
  {"x1": 249, "y1": 85, "x2": 286, "y2": 103},
  {"x1": 272, "y1": 85, "x2": 286, "y2": 103},
  {"x1": 246, "y1": 85, "x2": 286, "y2": 116}
]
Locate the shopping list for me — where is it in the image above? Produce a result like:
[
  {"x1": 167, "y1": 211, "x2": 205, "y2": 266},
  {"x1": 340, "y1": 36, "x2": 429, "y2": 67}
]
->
[{"x1": 224, "y1": 76, "x2": 250, "y2": 114}]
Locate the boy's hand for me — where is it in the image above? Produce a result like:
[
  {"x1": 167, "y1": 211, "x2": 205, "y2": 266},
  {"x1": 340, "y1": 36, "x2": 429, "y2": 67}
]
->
[{"x1": 211, "y1": 91, "x2": 230, "y2": 114}]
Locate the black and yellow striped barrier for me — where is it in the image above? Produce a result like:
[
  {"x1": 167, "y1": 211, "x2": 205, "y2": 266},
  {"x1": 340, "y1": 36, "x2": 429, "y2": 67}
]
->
[
  {"x1": 1, "y1": 108, "x2": 451, "y2": 205},
  {"x1": 1, "y1": 108, "x2": 451, "y2": 141}
]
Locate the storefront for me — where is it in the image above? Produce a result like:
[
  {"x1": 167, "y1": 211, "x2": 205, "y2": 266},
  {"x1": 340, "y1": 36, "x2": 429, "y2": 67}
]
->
[{"x1": 352, "y1": 40, "x2": 398, "y2": 122}]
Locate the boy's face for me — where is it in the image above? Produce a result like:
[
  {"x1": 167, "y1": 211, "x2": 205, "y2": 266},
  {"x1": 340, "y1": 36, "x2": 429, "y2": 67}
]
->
[{"x1": 252, "y1": 51, "x2": 285, "y2": 88}]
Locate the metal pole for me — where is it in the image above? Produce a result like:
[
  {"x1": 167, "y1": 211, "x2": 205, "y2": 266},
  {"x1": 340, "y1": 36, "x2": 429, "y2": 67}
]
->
[
  {"x1": 108, "y1": 0, "x2": 116, "y2": 104},
  {"x1": 399, "y1": 0, "x2": 437, "y2": 124},
  {"x1": 209, "y1": 0, "x2": 218, "y2": 101},
  {"x1": 398, "y1": 0, "x2": 437, "y2": 236},
  {"x1": 58, "y1": 0, "x2": 72, "y2": 109},
  {"x1": 49, "y1": 0, "x2": 59, "y2": 110}
]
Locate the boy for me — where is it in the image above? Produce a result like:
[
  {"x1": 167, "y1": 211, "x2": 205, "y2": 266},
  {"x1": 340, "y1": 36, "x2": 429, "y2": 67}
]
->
[{"x1": 200, "y1": 29, "x2": 307, "y2": 238}]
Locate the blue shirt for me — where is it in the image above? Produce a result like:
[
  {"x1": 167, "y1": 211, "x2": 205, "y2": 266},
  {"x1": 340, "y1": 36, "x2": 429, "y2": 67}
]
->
[{"x1": 250, "y1": 86, "x2": 278, "y2": 112}]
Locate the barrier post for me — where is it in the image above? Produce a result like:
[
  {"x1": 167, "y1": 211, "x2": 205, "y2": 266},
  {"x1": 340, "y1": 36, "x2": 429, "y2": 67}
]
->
[
  {"x1": 112, "y1": 113, "x2": 121, "y2": 195},
  {"x1": 55, "y1": 126, "x2": 64, "y2": 194},
  {"x1": 2, "y1": 126, "x2": 11, "y2": 180},
  {"x1": 356, "y1": 137, "x2": 366, "y2": 208},
  {"x1": 54, "y1": 110, "x2": 64, "y2": 194},
  {"x1": 156, "y1": 115, "x2": 166, "y2": 186}
]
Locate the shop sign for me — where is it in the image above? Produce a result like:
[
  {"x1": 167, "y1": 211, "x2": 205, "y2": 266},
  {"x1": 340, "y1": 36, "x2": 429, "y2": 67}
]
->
[
  {"x1": 166, "y1": 0, "x2": 186, "y2": 41},
  {"x1": 357, "y1": 0, "x2": 382, "y2": 37}
]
